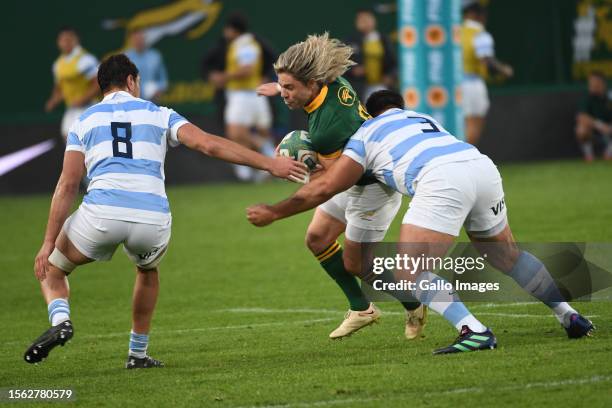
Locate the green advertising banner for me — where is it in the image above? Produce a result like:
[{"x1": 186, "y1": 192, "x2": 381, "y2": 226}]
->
[
  {"x1": 1, "y1": 0, "x2": 395, "y2": 125},
  {"x1": 1, "y1": 1, "x2": 608, "y2": 126}
]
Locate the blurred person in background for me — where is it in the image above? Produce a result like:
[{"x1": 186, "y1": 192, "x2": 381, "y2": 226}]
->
[
  {"x1": 345, "y1": 8, "x2": 396, "y2": 101},
  {"x1": 461, "y1": 1, "x2": 513, "y2": 145},
  {"x1": 125, "y1": 29, "x2": 169, "y2": 102},
  {"x1": 201, "y1": 31, "x2": 277, "y2": 131},
  {"x1": 209, "y1": 13, "x2": 275, "y2": 182},
  {"x1": 45, "y1": 26, "x2": 100, "y2": 142},
  {"x1": 575, "y1": 71, "x2": 612, "y2": 161}
]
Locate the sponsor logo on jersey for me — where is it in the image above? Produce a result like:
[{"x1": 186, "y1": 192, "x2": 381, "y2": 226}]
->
[{"x1": 337, "y1": 86, "x2": 356, "y2": 107}]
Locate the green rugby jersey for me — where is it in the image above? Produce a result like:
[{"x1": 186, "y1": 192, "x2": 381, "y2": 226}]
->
[{"x1": 305, "y1": 76, "x2": 370, "y2": 159}]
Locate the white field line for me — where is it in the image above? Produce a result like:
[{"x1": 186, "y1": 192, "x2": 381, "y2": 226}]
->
[
  {"x1": 9, "y1": 306, "x2": 600, "y2": 348},
  {"x1": 217, "y1": 308, "x2": 598, "y2": 319},
  {"x1": 235, "y1": 375, "x2": 612, "y2": 408},
  {"x1": 6, "y1": 318, "x2": 337, "y2": 347}
]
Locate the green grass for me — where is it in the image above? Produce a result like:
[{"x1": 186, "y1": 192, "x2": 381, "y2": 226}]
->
[{"x1": 1, "y1": 160, "x2": 611, "y2": 407}]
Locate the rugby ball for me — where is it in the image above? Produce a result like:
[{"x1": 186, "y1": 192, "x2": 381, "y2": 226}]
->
[{"x1": 277, "y1": 130, "x2": 318, "y2": 183}]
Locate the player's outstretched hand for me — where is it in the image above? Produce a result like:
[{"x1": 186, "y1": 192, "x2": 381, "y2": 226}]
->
[
  {"x1": 247, "y1": 204, "x2": 276, "y2": 227},
  {"x1": 34, "y1": 242, "x2": 54, "y2": 281},
  {"x1": 256, "y1": 82, "x2": 281, "y2": 97},
  {"x1": 268, "y1": 156, "x2": 308, "y2": 181}
]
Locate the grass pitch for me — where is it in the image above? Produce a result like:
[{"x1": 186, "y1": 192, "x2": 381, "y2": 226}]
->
[{"x1": 1, "y1": 160, "x2": 611, "y2": 407}]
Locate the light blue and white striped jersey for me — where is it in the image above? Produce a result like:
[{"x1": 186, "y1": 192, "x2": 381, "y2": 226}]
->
[
  {"x1": 343, "y1": 108, "x2": 483, "y2": 196},
  {"x1": 65, "y1": 91, "x2": 189, "y2": 225}
]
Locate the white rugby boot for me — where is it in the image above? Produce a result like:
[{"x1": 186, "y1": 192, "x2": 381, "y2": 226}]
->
[
  {"x1": 405, "y1": 304, "x2": 427, "y2": 340},
  {"x1": 329, "y1": 303, "x2": 380, "y2": 339}
]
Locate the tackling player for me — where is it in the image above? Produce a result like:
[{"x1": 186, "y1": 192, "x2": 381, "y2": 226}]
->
[
  {"x1": 257, "y1": 33, "x2": 425, "y2": 340},
  {"x1": 247, "y1": 90, "x2": 595, "y2": 354},
  {"x1": 25, "y1": 54, "x2": 306, "y2": 368}
]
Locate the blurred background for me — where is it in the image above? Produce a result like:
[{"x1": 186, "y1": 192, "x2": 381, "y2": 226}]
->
[{"x1": 1, "y1": 0, "x2": 610, "y2": 194}]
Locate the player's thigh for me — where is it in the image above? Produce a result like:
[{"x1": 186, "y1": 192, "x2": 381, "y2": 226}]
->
[
  {"x1": 341, "y1": 184, "x2": 402, "y2": 275},
  {"x1": 464, "y1": 157, "x2": 507, "y2": 237},
  {"x1": 398, "y1": 223, "x2": 455, "y2": 279},
  {"x1": 345, "y1": 183, "x2": 402, "y2": 242},
  {"x1": 60, "y1": 209, "x2": 127, "y2": 263},
  {"x1": 402, "y1": 163, "x2": 474, "y2": 238},
  {"x1": 55, "y1": 231, "x2": 94, "y2": 266},
  {"x1": 306, "y1": 196, "x2": 348, "y2": 254},
  {"x1": 123, "y1": 221, "x2": 172, "y2": 270}
]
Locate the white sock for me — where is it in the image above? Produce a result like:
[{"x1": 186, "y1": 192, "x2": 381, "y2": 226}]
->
[
  {"x1": 552, "y1": 302, "x2": 577, "y2": 326},
  {"x1": 48, "y1": 298, "x2": 70, "y2": 326},
  {"x1": 412, "y1": 272, "x2": 488, "y2": 333}
]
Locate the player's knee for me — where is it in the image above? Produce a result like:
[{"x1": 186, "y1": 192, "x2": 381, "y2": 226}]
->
[{"x1": 305, "y1": 226, "x2": 338, "y2": 255}]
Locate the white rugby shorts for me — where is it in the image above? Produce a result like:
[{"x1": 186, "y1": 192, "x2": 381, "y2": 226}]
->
[
  {"x1": 403, "y1": 156, "x2": 507, "y2": 237},
  {"x1": 225, "y1": 90, "x2": 272, "y2": 128},
  {"x1": 462, "y1": 77, "x2": 490, "y2": 117},
  {"x1": 62, "y1": 208, "x2": 171, "y2": 269},
  {"x1": 319, "y1": 183, "x2": 402, "y2": 242}
]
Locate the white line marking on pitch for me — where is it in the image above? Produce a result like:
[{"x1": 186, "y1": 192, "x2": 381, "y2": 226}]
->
[
  {"x1": 234, "y1": 375, "x2": 612, "y2": 408},
  {"x1": 6, "y1": 318, "x2": 337, "y2": 347},
  {"x1": 217, "y1": 307, "x2": 598, "y2": 319}
]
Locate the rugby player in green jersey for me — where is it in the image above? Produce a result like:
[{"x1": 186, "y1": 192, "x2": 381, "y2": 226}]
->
[{"x1": 257, "y1": 33, "x2": 426, "y2": 339}]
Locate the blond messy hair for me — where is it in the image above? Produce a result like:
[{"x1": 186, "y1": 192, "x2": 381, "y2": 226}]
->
[{"x1": 274, "y1": 32, "x2": 356, "y2": 85}]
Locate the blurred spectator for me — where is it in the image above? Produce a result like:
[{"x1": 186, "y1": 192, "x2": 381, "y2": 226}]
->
[
  {"x1": 208, "y1": 13, "x2": 274, "y2": 182},
  {"x1": 201, "y1": 33, "x2": 277, "y2": 128},
  {"x1": 345, "y1": 8, "x2": 396, "y2": 101},
  {"x1": 45, "y1": 26, "x2": 99, "y2": 141},
  {"x1": 125, "y1": 29, "x2": 168, "y2": 101},
  {"x1": 461, "y1": 1, "x2": 513, "y2": 145},
  {"x1": 575, "y1": 71, "x2": 612, "y2": 161}
]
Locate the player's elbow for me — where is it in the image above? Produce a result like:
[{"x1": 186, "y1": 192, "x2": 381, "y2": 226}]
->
[
  {"x1": 196, "y1": 136, "x2": 220, "y2": 158},
  {"x1": 56, "y1": 177, "x2": 80, "y2": 196}
]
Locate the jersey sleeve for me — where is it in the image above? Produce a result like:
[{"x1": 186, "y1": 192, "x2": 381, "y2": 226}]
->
[
  {"x1": 342, "y1": 130, "x2": 366, "y2": 169},
  {"x1": 65, "y1": 122, "x2": 85, "y2": 153},
  {"x1": 77, "y1": 54, "x2": 99, "y2": 80},
  {"x1": 161, "y1": 107, "x2": 190, "y2": 147},
  {"x1": 473, "y1": 31, "x2": 494, "y2": 58},
  {"x1": 236, "y1": 43, "x2": 259, "y2": 66}
]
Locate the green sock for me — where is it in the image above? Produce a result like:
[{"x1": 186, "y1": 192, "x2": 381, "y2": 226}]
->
[
  {"x1": 361, "y1": 268, "x2": 421, "y2": 311},
  {"x1": 317, "y1": 241, "x2": 370, "y2": 311},
  {"x1": 379, "y1": 269, "x2": 421, "y2": 311}
]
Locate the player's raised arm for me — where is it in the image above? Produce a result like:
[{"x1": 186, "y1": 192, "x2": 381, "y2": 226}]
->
[
  {"x1": 176, "y1": 123, "x2": 307, "y2": 180},
  {"x1": 247, "y1": 155, "x2": 364, "y2": 226}
]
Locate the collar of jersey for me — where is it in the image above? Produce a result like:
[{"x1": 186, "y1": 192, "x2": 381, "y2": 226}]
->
[
  {"x1": 102, "y1": 90, "x2": 133, "y2": 102},
  {"x1": 304, "y1": 85, "x2": 329, "y2": 113}
]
